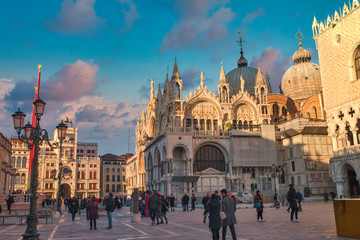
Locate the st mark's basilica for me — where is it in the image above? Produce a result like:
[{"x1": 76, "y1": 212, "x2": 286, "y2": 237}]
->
[{"x1": 127, "y1": 29, "x2": 337, "y2": 201}]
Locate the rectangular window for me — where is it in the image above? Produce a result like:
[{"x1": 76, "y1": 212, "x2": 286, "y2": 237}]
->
[
  {"x1": 112, "y1": 168, "x2": 115, "y2": 173},
  {"x1": 89, "y1": 183, "x2": 92, "y2": 189},
  {"x1": 50, "y1": 183, "x2": 53, "y2": 189},
  {"x1": 45, "y1": 183, "x2": 48, "y2": 189},
  {"x1": 291, "y1": 161, "x2": 296, "y2": 172},
  {"x1": 289, "y1": 147, "x2": 293, "y2": 159},
  {"x1": 87, "y1": 150, "x2": 91, "y2": 153},
  {"x1": 117, "y1": 184, "x2": 121, "y2": 192},
  {"x1": 117, "y1": 175, "x2": 120, "y2": 181},
  {"x1": 92, "y1": 150, "x2": 95, "y2": 153},
  {"x1": 117, "y1": 168, "x2": 120, "y2": 173},
  {"x1": 106, "y1": 175, "x2": 109, "y2": 181},
  {"x1": 106, "y1": 184, "x2": 109, "y2": 192},
  {"x1": 106, "y1": 168, "x2": 109, "y2": 173},
  {"x1": 112, "y1": 175, "x2": 115, "y2": 181},
  {"x1": 122, "y1": 176, "x2": 125, "y2": 181},
  {"x1": 93, "y1": 183, "x2": 96, "y2": 189},
  {"x1": 81, "y1": 183, "x2": 85, "y2": 189},
  {"x1": 112, "y1": 184, "x2": 115, "y2": 192}
]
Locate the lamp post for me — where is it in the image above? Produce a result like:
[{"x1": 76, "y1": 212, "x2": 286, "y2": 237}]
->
[
  {"x1": 12, "y1": 99, "x2": 67, "y2": 240},
  {"x1": 55, "y1": 121, "x2": 67, "y2": 214},
  {"x1": 266, "y1": 164, "x2": 283, "y2": 195}
]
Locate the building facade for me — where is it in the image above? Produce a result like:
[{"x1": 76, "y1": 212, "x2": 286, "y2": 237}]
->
[
  {"x1": 10, "y1": 118, "x2": 101, "y2": 199},
  {"x1": 313, "y1": 0, "x2": 360, "y2": 197},
  {"x1": 0, "y1": 132, "x2": 15, "y2": 195},
  {"x1": 100, "y1": 153, "x2": 130, "y2": 197},
  {"x1": 129, "y1": 33, "x2": 335, "y2": 200}
]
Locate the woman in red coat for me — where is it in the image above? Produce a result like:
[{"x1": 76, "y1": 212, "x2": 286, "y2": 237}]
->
[{"x1": 87, "y1": 198, "x2": 99, "y2": 230}]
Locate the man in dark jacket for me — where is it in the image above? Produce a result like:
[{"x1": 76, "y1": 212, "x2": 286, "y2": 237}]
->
[
  {"x1": 148, "y1": 191, "x2": 158, "y2": 225},
  {"x1": 105, "y1": 193, "x2": 115, "y2": 229},
  {"x1": 202, "y1": 192, "x2": 211, "y2": 224},
  {"x1": 181, "y1": 193, "x2": 190, "y2": 211},
  {"x1": 70, "y1": 196, "x2": 79, "y2": 221},
  {"x1": 169, "y1": 194, "x2": 175, "y2": 211},
  {"x1": 6, "y1": 195, "x2": 14, "y2": 214},
  {"x1": 156, "y1": 192, "x2": 164, "y2": 224},
  {"x1": 287, "y1": 184, "x2": 299, "y2": 222},
  {"x1": 220, "y1": 189, "x2": 237, "y2": 240}
]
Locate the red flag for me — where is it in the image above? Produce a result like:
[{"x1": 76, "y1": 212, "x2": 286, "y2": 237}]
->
[{"x1": 28, "y1": 65, "x2": 41, "y2": 177}]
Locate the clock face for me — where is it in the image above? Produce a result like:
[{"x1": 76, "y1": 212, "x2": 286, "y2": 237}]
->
[{"x1": 62, "y1": 166, "x2": 72, "y2": 175}]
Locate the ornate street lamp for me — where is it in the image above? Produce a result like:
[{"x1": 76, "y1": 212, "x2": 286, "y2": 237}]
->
[
  {"x1": 55, "y1": 120, "x2": 68, "y2": 214},
  {"x1": 12, "y1": 99, "x2": 66, "y2": 240},
  {"x1": 266, "y1": 164, "x2": 283, "y2": 195}
]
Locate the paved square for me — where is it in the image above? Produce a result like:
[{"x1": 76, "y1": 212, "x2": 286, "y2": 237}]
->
[{"x1": 0, "y1": 202, "x2": 353, "y2": 240}]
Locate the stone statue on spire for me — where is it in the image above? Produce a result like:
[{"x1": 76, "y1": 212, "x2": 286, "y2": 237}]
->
[
  {"x1": 200, "y1": 72, "x2": 205, "y2": 88},
  {"x1": 240, "y1": 75, "x2": 245, "y2": 93}
]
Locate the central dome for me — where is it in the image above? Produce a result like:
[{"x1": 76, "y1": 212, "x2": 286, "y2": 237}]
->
[{"x1": 226, "y1": 52, "x2": 272, "y2": 96}]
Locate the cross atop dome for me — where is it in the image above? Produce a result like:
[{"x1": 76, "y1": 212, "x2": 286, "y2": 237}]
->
[
  {"x1": 235, "y1": 32, "x2": 248, "y2": 68},
  {"x1": 236, "y1": 32, "x2": 246, "y2": 49},
  {"x1": 295, "y1": 27, "x2": 304, "y2": 47}
]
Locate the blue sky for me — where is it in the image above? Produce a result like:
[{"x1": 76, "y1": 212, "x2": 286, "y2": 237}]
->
[{"x1": 0, "y1": 0, "x2": 343, "y2": 155}]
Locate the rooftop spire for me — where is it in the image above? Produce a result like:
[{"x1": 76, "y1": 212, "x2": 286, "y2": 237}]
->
[
  {"x1": 150, "y1": 77, "x2": 155, "y2": 99},
  {"x1": 218, "y1": 59, "x2": 227, "y2": 84},
  {"x1": 256, "y1": 63, "x2": 266, "y2": 86},
  {"x1": 236, "y1": 32, "x2": 248, "y2": 68},
  {"x1": 171, "y1": 57, "x2": 181, "y2": 80}
]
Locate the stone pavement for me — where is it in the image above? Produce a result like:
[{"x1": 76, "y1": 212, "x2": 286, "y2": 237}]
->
[{"x1": 0, "y1": 201, "x2": 354, "y2": 240}]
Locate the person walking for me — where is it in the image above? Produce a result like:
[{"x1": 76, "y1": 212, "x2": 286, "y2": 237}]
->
[
  {"x1": 105, "y1": 193, "x2": 115, "y2": 229},
  {"x1": 296, "y1": 190, "x2": 303, "y2": 212},
  {"x1": 287, "y1": 184, "x2": 299, "y2": 222},
  {"x1": 202, "y1": 192, "x2": 211, "y2": 224},
  {"x1": 204, "y1": 194, "x2": 221, "y2": 240},
  {"x1": 6, "y1": 195, "x2": 14, "y2": 214},
  {"x1": 220, "y1": 189, "x2": 237, "y2": 240},
  {"x1": 156, "y1": 192, "x2": 164, "y2": 225},
  {"x1": 148, "y1": 191, "x2": 158, "y2": 225},
  {"x1": 181, "y1": 193, "x2": 190, "y2": 211},
  {"x1": 70, "y1": 196, "x2": 79, "y2": 221},
  {"x1": 324, "y1": 191, "x2": 329, "y2": 203},
  {"x1": 161, "y1": 195, "x2": 169, "y2": 224},
  {"x1": 254, "y1": 190, "x2": 264, "y2": 222},
  {"x1": 87, "y1": 198, "x2": 99, "y2": 230},
  {"x1": 191, "y1": 194, "x2": 197, "y2": 211},
  {"x1": 169, "y1": 194, "x2": 175, "y2": 211},
  {"x1": 274, "y1": 193, "x2": 280, "y2": 208}
]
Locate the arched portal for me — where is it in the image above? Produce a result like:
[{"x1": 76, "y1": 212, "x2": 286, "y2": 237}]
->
[
  {"x1": 60, "y1": 183, "x2": 71, "y2": 198},
  {"x1": 345, "y1": 164, "x2": 359, "y2": 197},
  {"x1": 173, "y1": 146, "x2": 187, "y2": 175},
  {"x1": 194, "y1": 145, "x2": 225, "y2": 172}
]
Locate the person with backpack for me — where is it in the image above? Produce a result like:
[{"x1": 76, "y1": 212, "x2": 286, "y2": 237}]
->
[{"x1": 105, "y1": 193, "x2": 115, "y2": 229}]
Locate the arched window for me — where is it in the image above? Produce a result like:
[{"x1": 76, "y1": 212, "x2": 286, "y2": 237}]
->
[
  {"x1": 77, "y1": 171, "x2": 81, "y2": 179},
  {"x1": 11, "y1": 157, "x2": 15, "y2": 167},
  {"x1": 21, "y1": 173, "x2": 26, "y2": 184},
  {"x1": 206, "y1": 120, "x2": 212, "y2": 130},
  {"x1": 193, "y1": 119, "x2": 198, "y2": 130},
  {"x1": 244, "y1": 121, "x2": 249, "y2": 130},
  {"x1": 200, "y1": 119, "x2": 205, "y2": 130},
  {"x1": 46, "y1": 170, "x2": 50, "y2": 179},
  {"x1": 16, "y1": 173, "x2": 20, "y2": 184},
  {"x1": 273, "y1": 103, "x2": 279, "y2": 116},
  {"x1": 94, "y1": 171, "x2": 97, "y2": 179},
  {"x1": 313, "y1": 106, "x2": 318, "y2": 119},
  {"x1": 22, "y1": 157, "x2": 27, "y2": 168},
  {"x1": 194, "y1": 145, "x2": 225, "y2": 172},
  {"x1": 355, "y1": 46, "x2": 360, "y2": 80},
  {"x1": 16, "y1": 157, "x2": 21, "y2": 168},
  {"x1": 90, "y1": 171, "x2": 93, "y2": 179},
  {"x1": 282, "y1": 106, "x2": 287, "y2": 116},
  {"x1": 82, "y1": 171, "x2": 85, "y2": 179}
]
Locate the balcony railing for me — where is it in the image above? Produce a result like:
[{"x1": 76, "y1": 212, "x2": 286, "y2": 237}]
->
[{"x1": 333, "y1": 145, "x2": 360, "y2": 157}]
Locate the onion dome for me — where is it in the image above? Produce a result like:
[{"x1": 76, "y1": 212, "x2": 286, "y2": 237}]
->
[{"x1": 281, "y1": 29, "x2": 321, "y2": 101}]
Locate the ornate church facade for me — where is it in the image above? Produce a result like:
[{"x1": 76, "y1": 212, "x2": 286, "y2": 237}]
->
[
  {"x1": 127, "y1": 31, "x2": 336, "y2": 199},
  {"x1": 313, "y1": 0, "x2": 360, "y2": 198}
]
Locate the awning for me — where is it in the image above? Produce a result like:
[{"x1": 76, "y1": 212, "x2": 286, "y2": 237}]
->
[{"x1": 172, "y1": 176, "x2": 200, "y2": 182}]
